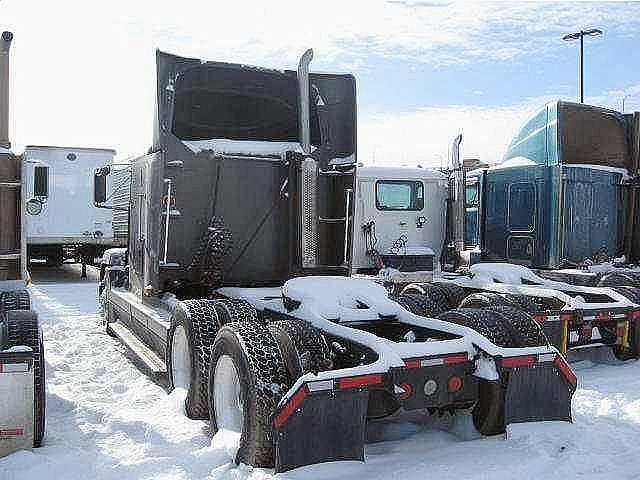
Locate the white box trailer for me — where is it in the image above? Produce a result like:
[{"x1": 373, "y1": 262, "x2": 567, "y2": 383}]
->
[{"x1": 23, "y1": 145, "x2": 128, "y2": 266}]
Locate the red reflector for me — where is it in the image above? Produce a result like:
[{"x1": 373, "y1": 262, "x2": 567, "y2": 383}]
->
[
  {"x1": 404, "y1": 359, "x2": 421, "y2": 369},
  {"x1": 274, "y1": 387, "x2": 307, "y2": 428},
  {"x1": 0, "y1": 428, "x2": 24, "y2": 438},
  {"x1": 502, "y1": 355, "x2": 537, "y2": 368},
  {"x1": 443, "y1": 353, "x2": 468, "y2": 365},
  {"x1": 533, "y1": 314, "x2": 547, "y2": 323},
  {"x1": 447, "y1": 376, "x2": 463, "y2": 393},
  {"x1": 560, "y1": 314, "x2": 573, "y2": 322},
  {"x1": 338, "y1": 374, "x2": 384, "y2": 389},
  {"x1": 554, "y1": 355, "x2": 577, "y2": 389}
]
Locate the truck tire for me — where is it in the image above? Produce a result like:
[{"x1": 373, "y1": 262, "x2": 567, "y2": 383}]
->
[
  {"x1": 392, "y1": 293, "x2": 443, "y2": 318},
  {"x1": 459, "y1": 292, "x2": 517, "y2": 310},
  {"x1": 472, "y1": 380, "x2": 505, "y2": 436},
  {"x1": 459, "y1": 292, "x2": 538, "y2": 314},
  {"x1": 4, "y1": 310, "x2": 46, "y2": 447},
  {"x1": 436, "y1": 308, "x2": 510, "y2": 435},
  {"x1": 267, "y1": 319, "x2": 332, "y2": 379},
  {"x1": 214, "y1": 298, "x2": 259, "y2": 325},
  {"x1": 597, "y1": 272, "x2": 640, "y2": 288},
  {"x1": 486, "y1": 306, "x2": 548, "y2": 347},
  {"x1": 209, "y1": 321, "x2": 290, "y2": 468},
  {"x1": 437, "y1": 308, "x2": 512, "y2": 347},
  {"x1": 0, "y1": 289, "x2": 31, "y2": 313},
  {"x1": 431, "y1": 282, "x2": 467, "y2": 309},
  {"x1": 400, "y1": 283, "x2": 450, "y2": 315},
  {"x1": 166, "y1": 300, "x2": 223, "y2": 419}
]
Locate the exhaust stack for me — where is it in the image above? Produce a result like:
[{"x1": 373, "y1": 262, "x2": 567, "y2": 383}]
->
[
  {"x1": 297, "y1": 49, "x2": 313, "y2": 155},
  {"x1": 450, "y1": 134, "x2": 465, "y2": 255},
  {"x1": 0, "y1": 31, "x2": 13, "y2": 149}
]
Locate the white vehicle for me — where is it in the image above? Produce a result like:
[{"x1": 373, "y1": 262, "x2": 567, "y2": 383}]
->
[
  {"x1": 23, "y1": 145, "x2": 128, "y2": 266},
  {"x1": 352, "y1": 166, "x2": 448, "y2": 283}
]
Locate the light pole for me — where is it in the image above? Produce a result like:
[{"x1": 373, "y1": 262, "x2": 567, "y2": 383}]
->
[
  {"x1": 563, "y1": 28, "x2": 603, "y2": 103},
  {"x1": 622, "y1": 93, "x2": 632, "y2": 113}
]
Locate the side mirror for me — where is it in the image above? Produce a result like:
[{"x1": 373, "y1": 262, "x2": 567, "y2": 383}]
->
[{"x1": 94, "y1": 167, "x2": 108, "y2": 204}]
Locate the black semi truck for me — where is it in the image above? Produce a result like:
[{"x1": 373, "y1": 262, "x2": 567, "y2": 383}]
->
[{"x1": 98, "y1": 48, "x2": 575, "y2": 472}]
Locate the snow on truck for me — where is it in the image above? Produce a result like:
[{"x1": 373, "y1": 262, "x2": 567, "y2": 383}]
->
[
  {"x1": 24, "y1": 145, "x2": 128, "y2": 268},
  {"x1": 353, "y1": 102, "x2": 640, "y2": 361},
  {"x1": 98, "y1": 48, "x2": 575, "y2": 472},
  {"x1": 0, "y1": 31, "x2": 46, "y2": 457}
]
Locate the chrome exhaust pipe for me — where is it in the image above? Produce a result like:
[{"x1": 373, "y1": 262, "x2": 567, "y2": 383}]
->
[
  {"x1": 450, "y1": 134, "x2": 465, "y2": 255},
  {"x1": 0, "y1": 31, "x2": 13, "y2": 149},
  {"x1": 297, "y1": 48, "x2": 313, "y2": 155}
]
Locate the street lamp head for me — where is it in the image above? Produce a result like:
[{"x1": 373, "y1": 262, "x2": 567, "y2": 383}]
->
[
  {"x1": 563, "y1": 28, "x2": 603, "y2": 41},
  {"x1": 583, "y1": 28, "x2": 603, "y2": 37},
  {"x1": 563, "y1": 32, "x2": 582, "y2": 41}
]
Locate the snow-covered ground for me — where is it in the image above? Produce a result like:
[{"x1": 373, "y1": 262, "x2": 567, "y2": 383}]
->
[{"x1": 2, "y1": 265, "x2": 640, "y2": 480}]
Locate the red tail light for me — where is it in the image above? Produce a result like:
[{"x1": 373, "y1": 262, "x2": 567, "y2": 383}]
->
[
  {"x1": 443, "y1": 353, "x2": 468, "y2": 365},
  {"x1": 502, "y1": 355, "x2": 537, "y2": 368},
  {"x1": 533, "y1": 314, "x2": 547, "y2": 323},
  {"x1": 447, "y1": 376, "x2": 463, "y2": 393}
]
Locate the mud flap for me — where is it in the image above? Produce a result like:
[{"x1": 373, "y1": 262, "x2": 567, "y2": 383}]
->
[
  {"x1": 504, "y1": 364, "x2": 572, "y2": 426},
  {"x1": 275, "y1": 389, "x2": 368, "y2": 473}
]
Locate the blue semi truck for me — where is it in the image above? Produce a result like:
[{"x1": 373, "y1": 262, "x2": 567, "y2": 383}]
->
[
  {"x1": 355, "y1": 100, "x2": 640, "y2": 359},
  {"x1": 464, "y1": 100, "x2": 639, "y2": 271}
]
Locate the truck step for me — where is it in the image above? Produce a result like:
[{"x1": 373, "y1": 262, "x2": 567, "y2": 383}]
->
[{"x1": 107, "y1": 321, "x2": 168, "y2": 386}]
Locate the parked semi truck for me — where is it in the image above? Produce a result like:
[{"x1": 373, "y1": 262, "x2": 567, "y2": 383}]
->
[
  {"x1": 98, "y1": 47, "x2": 575, "y2": 472},
  {"x1": 24, "y1": 145, "x2": 128, "y2": 268},
  {"x1": 352, "y1": 102, "x2": 640, "y2": 360},
  {"x1": 0, "y1": 31, "x2": 46, "y2": 457}
]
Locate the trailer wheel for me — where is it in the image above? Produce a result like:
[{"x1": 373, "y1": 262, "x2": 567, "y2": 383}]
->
[
  {"x1": 472, "y1": 380, "x2": 505, "y2": 436},
  {"x1": 4, "y1": 310, "x2": 46, "y2": 447},
  {"x1": 400, "y1": 283, "x2": 450, "y2": 315},
  {"x1": 437, "y1": 308, "x2": 512, "y2": 347},
  {"x1": 0, "y1": 289, "x2": 31, "y2": 313},
  {"x1": 486, "y1": 306, "x2": 548, "y2": 347},
  {"x1": 209, "y1": 322, "x2": 290, "y2": 468},
  {"x1": 267, "y1": 320, "x2": 332, "y2": 380},
  {"x1": 166, "y1": 300, "x2": 223, "y2": 419},
  {"x1": 597, "y1": 272, "x2": 640, "y2": 288}
]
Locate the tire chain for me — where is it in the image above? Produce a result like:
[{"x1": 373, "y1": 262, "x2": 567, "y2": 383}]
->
[
  {"x1": 437, "y1": 308, "x2": 513, "y2": 347},
  {"x1": 431, "y1": 282, "x2": 467, "y2": 309},
  {"x1": 180, "y1": 299, "x2": 223, "y2": 418},
  {"x1": 268, "y1": 319, "x2": 332, "y2": 377},
  {"x1": 485, "y1": 305, "x2": 549, "y2": 347},
  {"x1": 0, "y1": 290, "x2": 31, "y2": 315},
  {"x1": 392, "y1": 293, "x2": 443, "y2": 318},
  {"x1": 188, "y1": 216, "x2": 233, "y2": 288},
  {"x1": 225, "y1": 321, "x2": 291, "y2": 464},
  {"x1": 214, "y1": 298, "x2": 259, "y2": 325}
]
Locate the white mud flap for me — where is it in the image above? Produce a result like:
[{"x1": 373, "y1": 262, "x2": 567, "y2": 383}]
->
[{"x1": 0, "y1": 349, "x2": 34, "y2": 458}]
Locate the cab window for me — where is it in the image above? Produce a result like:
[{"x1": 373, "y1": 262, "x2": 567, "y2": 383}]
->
[{"x1": 376, "y1": 180, "x2": 424, "y2": 211}]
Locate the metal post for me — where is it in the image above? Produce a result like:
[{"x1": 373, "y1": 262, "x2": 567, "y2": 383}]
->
[{"x1": 580, "y1": 34, "x2": 584, "y2": 103}]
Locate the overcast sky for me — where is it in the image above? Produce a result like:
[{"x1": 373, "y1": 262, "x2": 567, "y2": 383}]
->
[{"x1": 2, "y1": 0, "x2": 640, "y2": 167}]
